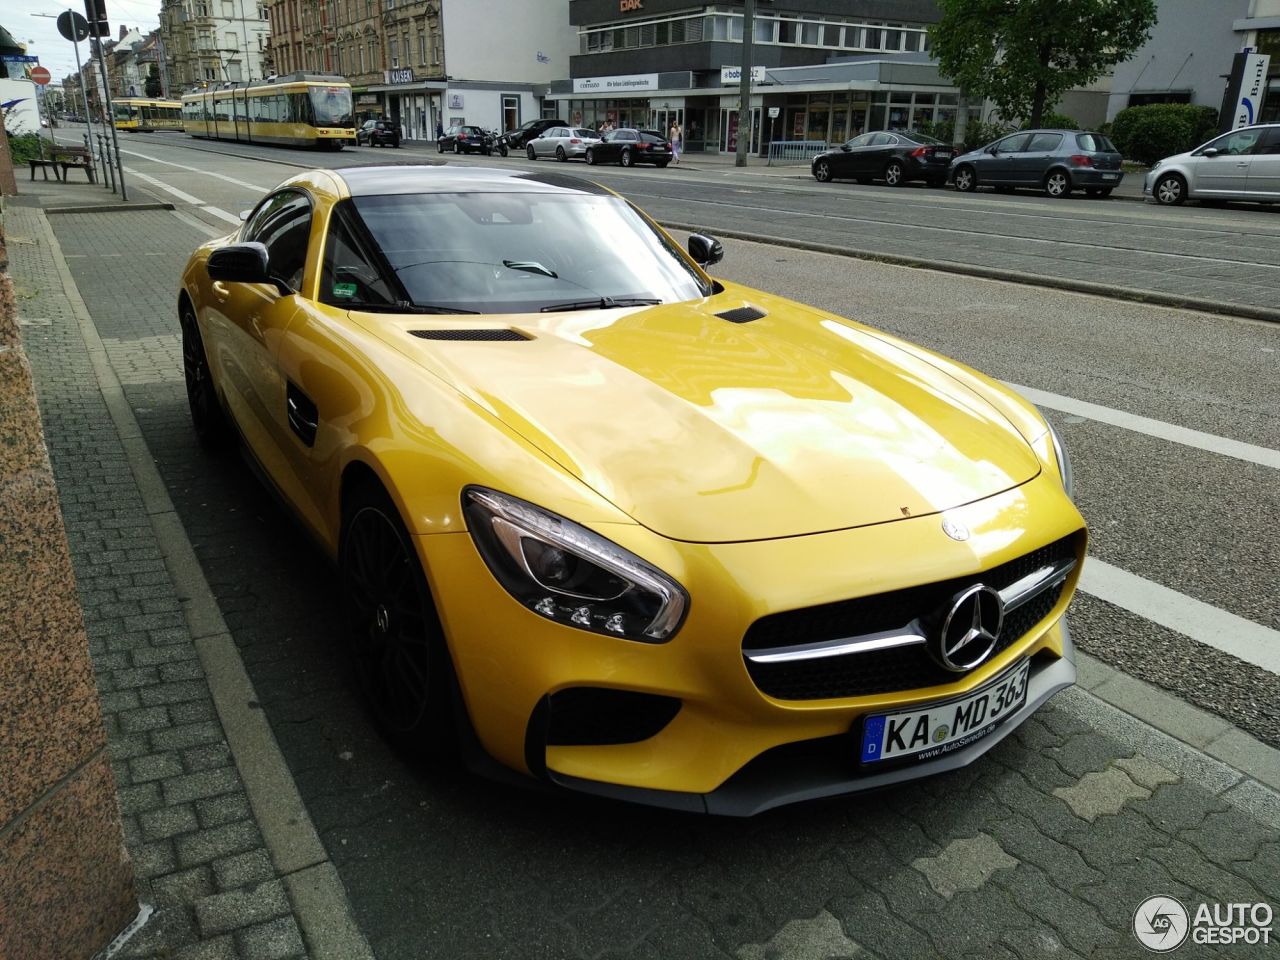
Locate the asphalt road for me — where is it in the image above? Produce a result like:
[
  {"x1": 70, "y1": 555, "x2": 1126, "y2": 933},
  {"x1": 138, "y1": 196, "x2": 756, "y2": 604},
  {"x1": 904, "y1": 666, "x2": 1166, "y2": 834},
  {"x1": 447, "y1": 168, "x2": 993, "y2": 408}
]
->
[
  {"x1": 33, "y1": 132, "x2": 1280, "y2": 957},
  {"x1": 95, "y1": 130, "x2": 1280, "y2": 322}
]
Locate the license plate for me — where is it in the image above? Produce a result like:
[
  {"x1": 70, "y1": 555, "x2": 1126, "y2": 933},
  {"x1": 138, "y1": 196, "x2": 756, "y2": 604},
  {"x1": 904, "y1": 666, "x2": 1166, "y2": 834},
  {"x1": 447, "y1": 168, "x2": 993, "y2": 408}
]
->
[
  {"x1": 859, "y1": 659, "x2": 1030, "y2": 765},
  {"x1": 935, "y1": 151, "x2": 952, "y2": 159},
  {"x1": 1103, "y1": 173, "x2": 1119, "y2": 179}
]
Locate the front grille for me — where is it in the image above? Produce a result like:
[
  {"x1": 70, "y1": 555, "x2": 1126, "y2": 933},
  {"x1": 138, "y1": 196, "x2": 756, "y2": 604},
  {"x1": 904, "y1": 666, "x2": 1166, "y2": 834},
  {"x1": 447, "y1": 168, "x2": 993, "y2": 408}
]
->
[
  {"x1": 545, "y1": 687, "x2": 681, "y2": 746},
  {"x1": 743, "y1": 535, "x2": 1079, "y2": 701}
]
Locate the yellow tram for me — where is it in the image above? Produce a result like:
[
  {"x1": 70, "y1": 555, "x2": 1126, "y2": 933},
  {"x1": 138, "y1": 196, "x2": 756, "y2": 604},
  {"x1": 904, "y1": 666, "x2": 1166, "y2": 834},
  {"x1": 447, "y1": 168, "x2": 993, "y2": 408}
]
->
[
  {"x1": 113, "y1": 98, "x2": 184, "y2": 132},
  {"x1": 181, "y1": 74, "x2": 355, "y2": 149}
]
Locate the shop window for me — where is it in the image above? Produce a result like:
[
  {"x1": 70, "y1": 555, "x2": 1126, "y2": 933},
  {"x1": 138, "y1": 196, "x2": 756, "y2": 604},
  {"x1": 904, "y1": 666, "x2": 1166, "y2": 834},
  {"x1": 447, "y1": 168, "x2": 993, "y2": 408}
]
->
[
  {"x1": 656, "y1": 22, "x2": 668, "y2": 44},
  {"x1": 755, "y1": 18, "x2": 776, "y2": 42}
]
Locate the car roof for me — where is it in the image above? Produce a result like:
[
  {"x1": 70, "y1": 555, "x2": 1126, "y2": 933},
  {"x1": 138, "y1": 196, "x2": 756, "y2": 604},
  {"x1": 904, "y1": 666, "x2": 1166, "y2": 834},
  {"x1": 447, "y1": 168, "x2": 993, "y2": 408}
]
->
[{"x1": 333, "y1": 164, "x2": 615, "y2": 197}]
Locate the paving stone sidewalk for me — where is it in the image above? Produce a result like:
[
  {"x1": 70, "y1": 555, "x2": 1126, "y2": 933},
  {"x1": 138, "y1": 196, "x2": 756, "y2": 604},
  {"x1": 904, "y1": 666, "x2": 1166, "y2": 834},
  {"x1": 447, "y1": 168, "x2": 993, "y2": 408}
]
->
[
  {"x1": 4, "y1": 197, "x2": 312, "y2": 960},
  {"x1": 5, "y1": 188, "x2": 1280, "y2": 960}
]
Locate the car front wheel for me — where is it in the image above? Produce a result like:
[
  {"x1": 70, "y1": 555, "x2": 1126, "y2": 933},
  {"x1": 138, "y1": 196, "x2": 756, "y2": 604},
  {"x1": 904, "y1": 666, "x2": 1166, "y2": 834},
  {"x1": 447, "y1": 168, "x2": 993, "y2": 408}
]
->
[
  {"x1": 953, "y1": 165, "x2": 977, "y2": 192},
  {"x1": 340, "y1": 485, "x2": 455, "y2": 752},
  {"x1": 527, "y1": 144, "x2": 537, "y2": 160},
  {"x1": 620, "y1": 149, "x2": 633, "y2": 167},
  {"x1": 454, "y1": 142, "x2": 461, "y2": 154},
  {"x1": 181, "y1": 305, "x2": 229, "y2": 451},
  {"x1": 884, "y1": 160, "x2": 905, "y2": 186},
  {"x1": 1044, "y1": 170, "x2": 1072, "y2": 197},
  {"x1": 585, "y1": 148, "x2": 596, "y2": 165},
  {"x1": 437, "y1": 140, "x2": 444, "y2": 153},
  {"x1": 1154, "y1": 173, "x2": 1186, "y2": 205},
  {"x1": 813, "y1": 159, "x2": 832, "y2": 182}
]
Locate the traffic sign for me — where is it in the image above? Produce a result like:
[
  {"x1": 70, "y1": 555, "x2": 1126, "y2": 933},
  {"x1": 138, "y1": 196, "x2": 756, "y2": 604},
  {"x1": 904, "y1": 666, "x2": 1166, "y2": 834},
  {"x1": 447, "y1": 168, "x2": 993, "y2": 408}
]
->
[
  {"x1": 83, "y1": 0, "x2": 110, "y2": 38},
  {"x1": 57, "y1": 10, "x2": 91, "y2": 43},
  {"x1": 31, "y1": 66, "x2": 51, "y2": 86}
]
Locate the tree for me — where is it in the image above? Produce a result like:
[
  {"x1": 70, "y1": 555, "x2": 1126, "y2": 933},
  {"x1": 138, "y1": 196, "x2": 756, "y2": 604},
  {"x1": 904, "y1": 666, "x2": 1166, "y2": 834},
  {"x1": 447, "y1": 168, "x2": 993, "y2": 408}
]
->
[
  {"x1": 145, "y1": 63, "x2": 163, "y2": 97},
  {"x1": 929, "y1": 0, "x2": 1157, "y2": 128}
]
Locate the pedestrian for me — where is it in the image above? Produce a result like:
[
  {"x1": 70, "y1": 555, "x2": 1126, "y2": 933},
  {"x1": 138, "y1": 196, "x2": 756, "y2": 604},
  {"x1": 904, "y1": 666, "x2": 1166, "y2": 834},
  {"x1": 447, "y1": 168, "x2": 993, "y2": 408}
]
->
[
  {"x1": 436, "y1": 118, "x2": 444, "y2": 140},
  {"x1": 669, "y1": 121, "x2": 682, "y2": 165}
]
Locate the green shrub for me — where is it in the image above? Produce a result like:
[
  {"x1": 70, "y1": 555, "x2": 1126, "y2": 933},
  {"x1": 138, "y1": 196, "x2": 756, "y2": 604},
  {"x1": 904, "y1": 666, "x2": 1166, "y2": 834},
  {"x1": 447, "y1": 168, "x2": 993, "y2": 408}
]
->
[
  {"x1": 914, "y1": 117, "x2": 1015, "y2": 152},
  {"x1": 1033, "y1": 112, "x2": 1081, "y2": 130},
  {"x1": 1109, "y1": 104, "x2": 1219, "y2": 164},
  {"x1": 5, "y1": 133, "x2": 46, "y2": 165}
]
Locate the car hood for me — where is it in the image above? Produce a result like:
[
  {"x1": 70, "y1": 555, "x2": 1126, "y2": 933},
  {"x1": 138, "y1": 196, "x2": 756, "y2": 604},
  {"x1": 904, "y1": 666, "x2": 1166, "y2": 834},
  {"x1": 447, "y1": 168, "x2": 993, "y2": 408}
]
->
[{"x1": 362, "y1": 290, "x2": 1042, "y2": 543}]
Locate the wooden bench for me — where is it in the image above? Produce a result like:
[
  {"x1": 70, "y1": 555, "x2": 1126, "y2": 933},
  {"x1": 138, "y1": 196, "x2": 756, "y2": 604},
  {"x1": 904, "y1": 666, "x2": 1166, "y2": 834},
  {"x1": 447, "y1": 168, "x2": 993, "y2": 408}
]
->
[
  {"x1": 49, "y1": 146, "x2": 97, "y2": 184},
  {"x1": 29, "y1": 158, "x2": 62, "y2": 181}
]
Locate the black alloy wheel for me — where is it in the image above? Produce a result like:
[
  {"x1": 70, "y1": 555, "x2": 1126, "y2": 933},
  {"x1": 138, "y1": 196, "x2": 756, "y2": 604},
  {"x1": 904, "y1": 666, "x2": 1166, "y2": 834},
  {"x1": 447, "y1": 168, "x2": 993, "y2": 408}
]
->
[
  {"x1": 1154, "y1": 173, "x2": 1186, "y2": 205},
  {"x1": 555, "y1": 146, "x2": 566, "y2": 162},
  {"x1": 340, "y1": 487, "x2": 454, "y2": 750},
  {"x1": 454, "y1": 141, "x2": 461, "y2": 154},
  {"x1": 620, "y1": 148, "x2": 633, "y2": 167},
  {"x1": 527, "y1": 143, "x2": 537, "y2": 160},
  {"x1": 953, "y1": 164, "x2": 977, "y2": 192},
  {"x1": 585, "y1": 148, "x2": 596, "y2": 165},
  {"x1": 884, "y1": 160, "x2": 905, "y2": 186},
  {"x1": 813, "y1": 159, "x2": 832, "y2": 182},
  {"x1": 180, "y1": 305, "x2": 229, "y2": 451}
]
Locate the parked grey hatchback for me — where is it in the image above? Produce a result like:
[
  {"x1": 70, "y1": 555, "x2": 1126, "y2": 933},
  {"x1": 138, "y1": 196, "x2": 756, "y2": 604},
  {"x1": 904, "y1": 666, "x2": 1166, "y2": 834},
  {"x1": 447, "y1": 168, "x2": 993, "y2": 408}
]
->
[{"x1": 949, "y1": 130, "x2": 1124, "y2": 197}]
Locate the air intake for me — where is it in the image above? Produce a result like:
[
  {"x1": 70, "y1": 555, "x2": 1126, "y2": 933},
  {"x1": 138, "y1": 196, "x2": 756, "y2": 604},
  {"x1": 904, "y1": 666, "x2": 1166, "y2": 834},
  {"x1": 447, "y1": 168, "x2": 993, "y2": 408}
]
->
[
  {"x1": 716, "y1": 306, "x2": 767, "y2": 324},
  {"x1": 409, "y1": 329, "x2": 530, "y2": 341}
]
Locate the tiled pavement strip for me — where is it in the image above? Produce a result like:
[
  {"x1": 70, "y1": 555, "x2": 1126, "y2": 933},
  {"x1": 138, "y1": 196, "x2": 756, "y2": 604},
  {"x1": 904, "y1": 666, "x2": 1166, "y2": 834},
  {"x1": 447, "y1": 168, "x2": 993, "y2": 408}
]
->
[{"x1": 3, "y1": 183, "x2": 1280, "y2": 959}]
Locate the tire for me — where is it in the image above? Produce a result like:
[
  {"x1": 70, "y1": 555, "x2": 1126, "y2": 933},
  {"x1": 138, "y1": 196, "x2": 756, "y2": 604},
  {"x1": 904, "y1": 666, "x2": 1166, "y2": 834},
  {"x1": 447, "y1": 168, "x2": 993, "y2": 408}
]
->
[
  {"x1": 555, "y1": 146, "x2": 566, "y2": 162},
  {"x1": 340, "y1": 483, "x2": 455, "y2": 754},
  {"x1": 499, "y1": 143, "x2": 508, "y2": 157},
  {"x1": 813, "y1": 159, "x2": 832, "y2": 182},
  {"x1": 180, "y1": 304, "x2": 230, "y2": 451},
  {"x1": 453, "y1": 142, "x2": 461, "y2": 154},
  {"x1": 1044, "y1": 169, "x2": 1072, "y2": 198},
  {"x1": 437, "y1": 141, "x2": 444, "y2": 153},
  {"x1": 1154, "y1": 173, "x2": 1186, "y2": 205},
  {"x1": 884, "y1": 160, "x2": 905, "y2": 187},
  {"x1": 527, "y1": 144, "x2": 537, "y2": 160},
  {"x1": 953, "y1": 164, "x2": 977, "y2": 192},
  {"x1": 620, "y1": 149, "x2": 633, "y2": 167},
  {"x1": 585, "y1": 148, "x2": 596, "y2": 165}
]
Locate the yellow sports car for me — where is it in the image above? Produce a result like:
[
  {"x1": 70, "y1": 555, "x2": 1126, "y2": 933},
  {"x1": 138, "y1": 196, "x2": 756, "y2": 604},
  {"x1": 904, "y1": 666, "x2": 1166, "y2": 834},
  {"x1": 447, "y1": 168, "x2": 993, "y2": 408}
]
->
[{"x1": 179, "y1": 164, "x2": 1086, "y2": 815}]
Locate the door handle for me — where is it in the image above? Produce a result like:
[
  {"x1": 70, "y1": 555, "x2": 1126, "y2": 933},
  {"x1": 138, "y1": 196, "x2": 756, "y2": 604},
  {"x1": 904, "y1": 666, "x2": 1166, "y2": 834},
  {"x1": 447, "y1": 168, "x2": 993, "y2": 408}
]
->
[{"x1": 212, "y1": 281, "x2": 229, "y2": 299}]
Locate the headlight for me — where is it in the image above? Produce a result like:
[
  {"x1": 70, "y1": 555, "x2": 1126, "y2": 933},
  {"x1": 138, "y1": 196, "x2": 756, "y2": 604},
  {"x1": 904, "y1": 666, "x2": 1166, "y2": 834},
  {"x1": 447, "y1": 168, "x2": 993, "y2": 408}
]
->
[
  {"x1": 1046, "y1": 421, "x2": 1074, "y2": 499},
  {"x1": 463, "y1": 487, "x2": 688, "y2": 642},
  {"x1": 1150, "y1": 159, "x2": 1162, "y2": 171}
]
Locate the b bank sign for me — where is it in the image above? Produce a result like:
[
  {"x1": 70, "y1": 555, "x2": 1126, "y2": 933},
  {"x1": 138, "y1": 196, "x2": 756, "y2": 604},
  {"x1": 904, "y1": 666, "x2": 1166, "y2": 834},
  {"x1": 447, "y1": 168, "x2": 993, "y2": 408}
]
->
[{"x1": 1232, "y1": 52, "x2": 1270, "y2": 129}]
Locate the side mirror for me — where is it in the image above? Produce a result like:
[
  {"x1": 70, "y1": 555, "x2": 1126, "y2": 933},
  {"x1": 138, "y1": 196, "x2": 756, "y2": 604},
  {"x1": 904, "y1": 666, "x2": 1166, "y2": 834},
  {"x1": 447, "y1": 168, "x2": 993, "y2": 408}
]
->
[
  {"x1": 688, "y1": 233, "x2": 724, "y2": 268},
  {"x1": 207, "y1": 242, "x2": 279, "y2": 290},
  {"x1": 841, "y1": 144, "x2": 852, "y2": 152},
  {"x1": 986, "y1": 145, "x2": 999, "y2": 155},
  {"x1": 1201, "y1": 147, "x2": 1220, "y2": 158}
]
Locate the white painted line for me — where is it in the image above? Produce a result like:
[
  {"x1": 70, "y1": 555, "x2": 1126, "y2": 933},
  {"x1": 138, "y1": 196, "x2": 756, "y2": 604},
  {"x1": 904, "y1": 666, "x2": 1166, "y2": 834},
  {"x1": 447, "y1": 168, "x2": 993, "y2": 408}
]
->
[
  {"x1": 1006, "y1": 381, "x2": 1280, "y2": 471},
  {"x1": 1079, "y1": 557, "x2": 1280, "y2": 674},
  {"x1": 117, "y1": 145, "x2": 271, "y2": 192},
  {"x1": 123, "y1": 166, "x2": 204, "y2": 205},
  {"x1": 201, "y1": 205, "x2": 243, "y2": 225}
]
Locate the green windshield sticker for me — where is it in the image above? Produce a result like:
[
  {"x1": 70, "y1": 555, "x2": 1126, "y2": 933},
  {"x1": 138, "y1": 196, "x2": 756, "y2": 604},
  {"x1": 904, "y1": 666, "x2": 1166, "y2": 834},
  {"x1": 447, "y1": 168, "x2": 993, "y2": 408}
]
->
[{"x1": 333, "y1": 282, "x2": 357, "y2": 298}]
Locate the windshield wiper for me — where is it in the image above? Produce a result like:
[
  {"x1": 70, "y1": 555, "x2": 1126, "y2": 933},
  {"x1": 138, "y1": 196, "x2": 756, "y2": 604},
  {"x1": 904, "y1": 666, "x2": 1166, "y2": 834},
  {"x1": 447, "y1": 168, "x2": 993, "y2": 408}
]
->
[
  {"x1": 503, "y1": 259, "x2": 558, "y2": 279},
  {"x1": 346, "y1": 300, "x2": 479, "y2": 315},
  {"x1": 540, "y1": 297, "x2": 662, "y2": 313}
]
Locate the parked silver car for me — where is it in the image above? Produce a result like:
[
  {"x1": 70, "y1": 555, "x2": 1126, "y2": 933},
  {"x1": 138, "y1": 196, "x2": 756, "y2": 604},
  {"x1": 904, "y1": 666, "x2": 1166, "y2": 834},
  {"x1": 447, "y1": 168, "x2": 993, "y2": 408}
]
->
[
  {"x1": 1145, "y1": 124, "x2": 1280, "y2": 205},
  {"x1": 949, "y1": 129, "x2": 1124, "y2": 197},
  {"x1": 527, "y1": 126, "x2": 601, "y2": 161}
]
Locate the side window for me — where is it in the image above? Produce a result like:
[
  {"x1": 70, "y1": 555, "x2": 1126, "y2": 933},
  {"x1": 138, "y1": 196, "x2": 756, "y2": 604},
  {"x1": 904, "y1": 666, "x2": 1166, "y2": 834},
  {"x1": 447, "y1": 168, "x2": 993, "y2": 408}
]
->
[
  {"x1": 996, "y1": 133, "x2": 1032, "y2": 153},
  {"x1": 846, "y1": 133, "x2": 873, "y2": 147},
  {"x1": 1259, "y1": 128, "x2": 1280, "y2": 155},
  {"x1": 1027, "y1": 133, "x2": 1063, "y2": 151},
  {"x1": 1203, "y1": 129, "x2": 1262, "y2": 155},
  {"x1": 246, "y1": 191, "x2": 312, "y2": 292},
  {"x1": 320, "y1": 202, "x2": 395, "y2": 307},
  {"x1": 869, "y1": 133, "x2": 894, "y2": 146}
]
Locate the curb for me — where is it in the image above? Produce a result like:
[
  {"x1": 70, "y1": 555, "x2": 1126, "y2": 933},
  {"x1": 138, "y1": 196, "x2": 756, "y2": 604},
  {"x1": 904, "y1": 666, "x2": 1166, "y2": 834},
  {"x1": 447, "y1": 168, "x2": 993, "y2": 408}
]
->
[
  {"x1": 45, "y1": 202, "x2": 175, "y2": 215},
  {"x1": 658, "y1": 220, "x2": 1280, "y2": 326},
  {"x1": 35, "y1": 208, "x2": 375, "y2": 960}
]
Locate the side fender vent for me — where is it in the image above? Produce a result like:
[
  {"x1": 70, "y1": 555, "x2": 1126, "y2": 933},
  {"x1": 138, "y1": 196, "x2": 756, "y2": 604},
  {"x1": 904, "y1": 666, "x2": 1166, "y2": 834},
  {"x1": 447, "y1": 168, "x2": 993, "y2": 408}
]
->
[
  {"x1": 716, "y1": 306, "x2": 767, "y2": 324},
  {"x1": 409, "y1": 328, "x2": 530, "y2": 341}
]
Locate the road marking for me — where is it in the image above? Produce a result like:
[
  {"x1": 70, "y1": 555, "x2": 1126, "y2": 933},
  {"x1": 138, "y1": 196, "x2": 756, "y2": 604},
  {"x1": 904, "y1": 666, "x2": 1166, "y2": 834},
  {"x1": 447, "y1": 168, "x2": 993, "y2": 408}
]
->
[
  {"x1": 123, "y1": 166, "x2": 203, "y2": 205},
  {"x1": 201, "y1": 205, "x2": 243, "y2": 225},
  {"x1": 117, "y1": 145, "x2": 271, "y2": 192},
  {"x1": 1007, "y1": 382, "x2": 1280, "y2": 470},
  {"x1": 1080, "y1": 558, "x2": 1280, "y2": 674}
]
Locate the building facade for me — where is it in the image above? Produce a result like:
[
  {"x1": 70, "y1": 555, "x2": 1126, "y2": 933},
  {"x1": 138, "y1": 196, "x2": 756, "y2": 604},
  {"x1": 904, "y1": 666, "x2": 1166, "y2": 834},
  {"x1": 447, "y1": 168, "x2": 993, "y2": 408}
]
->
[
  {"x1": 553, "y1": 0, "x2": 962, "y2": 154},
  {"x1": 160, "y1": 0, "x2": 271, "y2": 91},
  {"x1": 1107, "y1": 0, "x2": 1280, "y2": 123}
]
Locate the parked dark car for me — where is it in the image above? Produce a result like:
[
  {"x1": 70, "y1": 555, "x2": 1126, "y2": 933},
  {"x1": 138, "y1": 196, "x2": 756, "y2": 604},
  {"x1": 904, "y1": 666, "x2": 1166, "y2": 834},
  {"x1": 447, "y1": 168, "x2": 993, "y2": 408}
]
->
[
  {"x1": 437, "y1": 124, "x2": 493, "y2": 155},
  {"x1": 357, "y1": 119, "x2": 401, "y2": 147},
  {"x1": 949, "y1": 130, "x2": 1124, "y2": 198},
  {"x1": 584, "y1": 129, "x2": 672, "y2": 168},
  {"x1": 494, "y1": 117, "x2": 566, "y2": 156},
  {"x1": 811, "y1": 131, "x2": 955, "y2": 187}
]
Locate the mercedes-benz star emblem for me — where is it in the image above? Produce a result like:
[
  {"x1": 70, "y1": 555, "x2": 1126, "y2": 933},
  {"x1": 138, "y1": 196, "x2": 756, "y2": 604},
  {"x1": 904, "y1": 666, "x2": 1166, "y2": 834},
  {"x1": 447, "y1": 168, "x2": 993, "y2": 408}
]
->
[
  {"x1": 941, "y1": 517, "x2": 970, "y2": 541},
  {"x1": 930, "y1": 584, "x2": 1004, "y2": 672}
]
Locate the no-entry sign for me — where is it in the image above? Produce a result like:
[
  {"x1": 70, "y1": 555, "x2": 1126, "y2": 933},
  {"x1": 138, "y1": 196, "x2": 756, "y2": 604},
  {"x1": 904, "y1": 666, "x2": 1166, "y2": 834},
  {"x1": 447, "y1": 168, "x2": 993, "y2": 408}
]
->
[{"x1": 31, "y1": 66, "x2": 52, "y2": 86}]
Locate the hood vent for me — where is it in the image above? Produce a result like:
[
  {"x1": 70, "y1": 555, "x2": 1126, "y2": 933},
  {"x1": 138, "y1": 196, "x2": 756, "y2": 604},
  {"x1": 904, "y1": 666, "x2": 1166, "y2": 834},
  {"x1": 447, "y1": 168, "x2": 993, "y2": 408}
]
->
[
  {"x1": 716, "y1": 306, "x2": 767, "y2": 324},
  {"x1": 409, "y1": 328, "x2": 530, "y2": 341}
]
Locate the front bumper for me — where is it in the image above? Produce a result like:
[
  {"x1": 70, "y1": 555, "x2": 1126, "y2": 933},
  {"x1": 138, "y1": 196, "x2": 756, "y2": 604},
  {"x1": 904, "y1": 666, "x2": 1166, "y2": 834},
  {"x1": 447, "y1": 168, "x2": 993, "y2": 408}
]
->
[{"x1": 419, "y1": 472, "x2": 1084, "y2": 811}]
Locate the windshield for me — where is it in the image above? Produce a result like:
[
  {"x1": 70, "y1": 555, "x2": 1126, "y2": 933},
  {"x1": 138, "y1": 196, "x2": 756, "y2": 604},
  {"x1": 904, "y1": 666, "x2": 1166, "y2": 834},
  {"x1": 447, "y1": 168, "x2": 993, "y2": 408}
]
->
[
  {"x1": 309, "y1": 86, "x2": 353, "y2": 127},
  {"x1": 324, "y1": 192, "x2": 709, "y2": 314},
  {"x1": 112, "y1": 102, "x2": 136, "y2": 121},
  {"x1": 906, "y1": 132, "x2": 944, "y2": 145}
]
